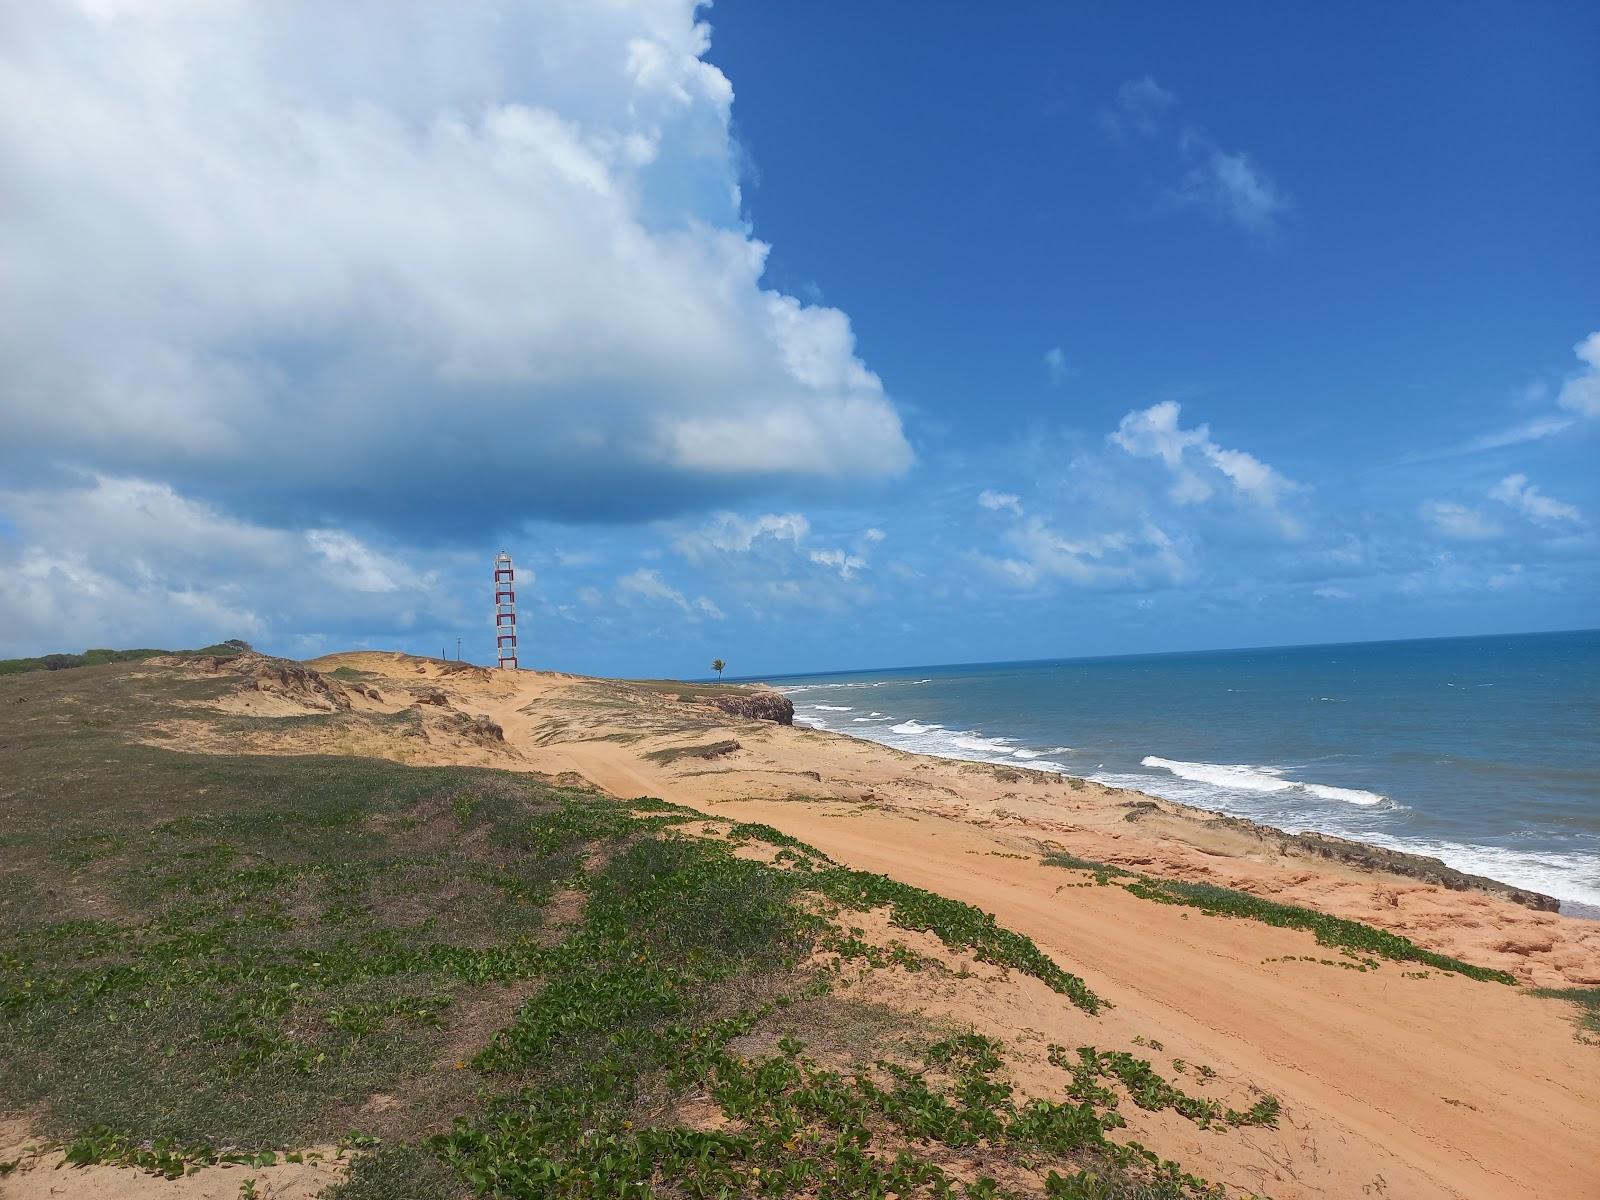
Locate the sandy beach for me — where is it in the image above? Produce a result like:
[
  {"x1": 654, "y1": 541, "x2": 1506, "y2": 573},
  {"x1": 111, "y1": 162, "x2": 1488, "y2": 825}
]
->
[{"x1": 182, "y1": 651, "x2": 1600, "y2": 1200}]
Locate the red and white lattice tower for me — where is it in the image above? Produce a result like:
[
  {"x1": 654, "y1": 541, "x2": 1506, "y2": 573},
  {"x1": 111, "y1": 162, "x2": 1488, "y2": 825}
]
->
[{"x1": 493, "y1": 550, "x2": 518, "y2": 670}]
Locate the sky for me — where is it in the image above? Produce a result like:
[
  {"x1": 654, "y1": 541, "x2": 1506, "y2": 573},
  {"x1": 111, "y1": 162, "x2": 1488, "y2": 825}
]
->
[{"x1": 0, "y1": 1, "x2": 1595, "y2": 678}]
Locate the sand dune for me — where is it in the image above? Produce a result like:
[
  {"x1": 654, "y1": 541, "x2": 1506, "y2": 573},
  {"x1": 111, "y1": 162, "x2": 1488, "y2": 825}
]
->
[{"x1": 232, "y1": 653, "x2": 1600, "y2": 1199}]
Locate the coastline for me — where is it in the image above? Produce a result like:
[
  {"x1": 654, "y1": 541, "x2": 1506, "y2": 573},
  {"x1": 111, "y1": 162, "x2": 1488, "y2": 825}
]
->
[
  {"x1": 114, "y1": 649, "x2": 1600, "y2": 1198},
  {"x1": 787, "y1": 705, "x2": 1574, "y2": 916},
  {"x1": 239, "y1": 652, "x2": 1600, "y2": 989},
  {"x1": 769, "y1": 645, "x2": 1600, "y2": 920}
]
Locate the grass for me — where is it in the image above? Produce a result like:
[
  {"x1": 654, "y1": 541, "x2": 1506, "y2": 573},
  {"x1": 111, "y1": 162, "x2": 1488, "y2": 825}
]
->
[
  {"x1": 1, "y1": 660, "x2": 1247, "y2": 1198},
  {"x1": 1043, "y1": 853, "x2": 1516, "y2": 984}
]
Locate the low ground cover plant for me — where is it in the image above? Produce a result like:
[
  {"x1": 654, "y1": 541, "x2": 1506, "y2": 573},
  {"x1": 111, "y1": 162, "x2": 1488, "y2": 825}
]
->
[
  {"x1": 1043, "y1": 853, "x2": 1515, "y2": 983},
  {"x1": 2, "y1": 662, "x2": 1294, "y2": 1197}
]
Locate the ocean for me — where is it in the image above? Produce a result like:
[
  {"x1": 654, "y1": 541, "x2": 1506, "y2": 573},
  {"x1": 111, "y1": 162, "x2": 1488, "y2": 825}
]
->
[{"x1": 765, "y1": 629, "x2": 1600, "y2": 916}]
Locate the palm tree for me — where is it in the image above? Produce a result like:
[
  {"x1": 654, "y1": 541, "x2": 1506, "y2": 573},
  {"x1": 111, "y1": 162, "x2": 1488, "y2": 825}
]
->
[{"x1": 711, "y1": 658, "x2": 726, "y2": 681}]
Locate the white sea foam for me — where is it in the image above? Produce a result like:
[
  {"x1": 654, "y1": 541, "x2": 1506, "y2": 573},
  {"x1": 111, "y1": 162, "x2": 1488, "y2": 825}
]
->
[
  {"x1": 1104, "y1": 767, "x2": 1600, "y2": 901},
  {"x1": 1095, "y1": 766, "x2": 1600, "y2": 911},
  {"x1": 950, "y1": 734, "x2": 1017, "y2": 755},
  {"x1": 778, "y1": 681, "x2": 892, "y2": 694},
  {"x1": 1356, "y1": 838, "x2": 1600, "y2": 913},
  {"x1": 813, "y1": 704, "x2": 853, "y2": 711},
  {"x1": 1302, "y1": 783, "x2": 1386, "y2": 806},
  {"x1": 825, "y1": 714, "x2": 1078, "y2": 776},
  {"x1": 1141, "y1": 756, "x2": 1387, "y2": 806},
  {"x1": 1142, "y1": 757, "x2": 1293, "y2": 793}
]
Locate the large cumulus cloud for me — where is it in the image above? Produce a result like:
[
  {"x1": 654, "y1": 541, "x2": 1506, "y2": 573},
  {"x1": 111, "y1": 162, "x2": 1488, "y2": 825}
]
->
[{"x1": 0, "y1": 0, "x2": 911, "y2": 530}]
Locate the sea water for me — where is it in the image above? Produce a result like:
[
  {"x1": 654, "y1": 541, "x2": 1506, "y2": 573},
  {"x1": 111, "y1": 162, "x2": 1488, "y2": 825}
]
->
[{"x1": 765, "y1": 629, "x2": 1600, "y2": 915}]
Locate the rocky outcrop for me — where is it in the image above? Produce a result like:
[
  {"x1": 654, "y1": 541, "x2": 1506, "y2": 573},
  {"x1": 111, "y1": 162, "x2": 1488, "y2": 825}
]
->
[
  {"x1": 434, "y1": 661, "x2": 495, "y2": 683},
  {"x1": 1193, "y1": 812, "x2": 1560, "y2": 912},
  {"x1": 1290, "y1": 830, "x2": 1560, "y2": 911},
  {"x1": 158, "y1": 651, "x2": 353, "y2": 712},
  {"x1": 445, "y1": 712, "x2": 505, "y2": 745},
  {"x1": 700, "y1": 689, "x2": 794, "y2": 726}
]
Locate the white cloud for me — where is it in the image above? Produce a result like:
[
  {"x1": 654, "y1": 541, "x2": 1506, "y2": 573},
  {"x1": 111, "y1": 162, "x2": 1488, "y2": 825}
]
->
[
  {"x1": 0, "y1": 1, "x2": 911, "y2": 529},
  {"x1": 1096, "y1": 77, "x2": 1176, "y2": 141},
  {"x1": 1326, "y1": 537, "x2": 1366, "y2": 566},
  {"x1": 305, "y1": 530, "x2": 406, "y2": 593},
  {"x1": 1557, "y1": 331, "x2": 1600, "y2": 418},
  {"x1": 1442, "y1": 332, "x2": 1600, "y2": 457},
  {"x1": 673, "y1": 511, "x2": 811, "y2": 561},
  {"x1": 663, "y1": 507, "x2": 881, "y2": 611},
  {"x1": 1044, "y1": 347, "x2": 1068, "y2": 385},
  {"x1": 615, "y1": 567, "x2": 722, "y2": 620},
  {"x1": 807, "y1": 548, "x2": 867, "y2": 579},
  {"x1": 1488, "y1": 565, "x2": 1525, "y2": 590},
  {"x1": 1313, "y1": 586, "x2": 1352, "y2": 600},
  {"x1": 1111, "y1": 401, "x2": 1302, "y2": 534},
  {"x1": 1488, "y1": 474, "x2": 1584, "y2": 527},
  {"x1": 0, "y1": 474, "x2": 452, "y2": 655},
  {"x1": 977, "y1": 517, "x2": 1186, "y2": 590},
  {"x1": 1421, "y1": 500, "x2": 1502, "y2": 541},
  {"x1": 1100, "y1": 79, "x2": 1288, "y2": 238},
  {"x1": 1454, "y1": 414, "x2": 1577, "y2": 455},
  {"x1": 1173, "y1": 144, "x2": 1288, "y2": 236},
  {"x1": 977, "y1": 490, "x2": 1023, "y2": 515}
]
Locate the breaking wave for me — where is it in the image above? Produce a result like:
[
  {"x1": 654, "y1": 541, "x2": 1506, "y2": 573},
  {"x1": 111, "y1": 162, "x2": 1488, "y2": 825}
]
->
[{"x1": 1141, "y1": 756, "x2": 1388, "y2": 806}]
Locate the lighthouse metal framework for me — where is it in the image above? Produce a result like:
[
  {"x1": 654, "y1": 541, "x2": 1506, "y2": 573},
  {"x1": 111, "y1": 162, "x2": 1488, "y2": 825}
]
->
[{"x1": 493, "y1": 551, "x2": 518, "y2": 670}]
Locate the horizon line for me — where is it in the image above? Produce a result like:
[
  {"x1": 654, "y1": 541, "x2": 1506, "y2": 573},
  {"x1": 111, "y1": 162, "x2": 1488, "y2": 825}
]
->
[{"x1": 712, "y1": 625, "x2": 1600, "y2": 685}]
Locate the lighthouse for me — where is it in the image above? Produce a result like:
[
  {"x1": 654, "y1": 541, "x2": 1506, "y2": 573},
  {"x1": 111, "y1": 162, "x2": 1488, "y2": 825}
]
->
[{"x1": 493, "y1": 551, "x2": 518, "y2": 670}]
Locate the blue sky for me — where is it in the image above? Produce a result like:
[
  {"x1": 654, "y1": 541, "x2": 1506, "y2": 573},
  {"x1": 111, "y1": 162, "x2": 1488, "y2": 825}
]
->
[{"x1": 0, "y1": 1, "x2": 1595, "y2": 677}]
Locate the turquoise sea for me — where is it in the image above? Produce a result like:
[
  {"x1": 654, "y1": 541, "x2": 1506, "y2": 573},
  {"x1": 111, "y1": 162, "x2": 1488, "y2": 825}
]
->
[{"x1": 764, "y1": 630, "x2": 1600, "y2": 916}]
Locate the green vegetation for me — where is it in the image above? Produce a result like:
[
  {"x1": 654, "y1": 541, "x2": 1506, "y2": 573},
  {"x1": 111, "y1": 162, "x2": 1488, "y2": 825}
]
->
[
  {"x1": 1053, "y1": 1047, "x2": 1279, "y2": 1130},
  {"x1": 0, "y1": 638, "x2": 250, "y2": 676},
  {"x1": 1042, "y1": 853, "x2": 1136, "y2": 886},
  {"x1": 811, "y1": 866, "x2": 1106, "y2": 1014},
  {"x1": 1531, "y1": 986, "x2": 1600, "y2": 1042},
  {"x1": 1044, "y1": 854, "x2": 1515, "y2": 984},
  {"x1": 1122, "y1": 878, "x2": 1515, "y2": 983},
  {"x1": 1263, "y1": 953, "x2": 1380, "y2": 973},
  {"x1": 1, "y1": 660, "x2": 1265, "y2": 1198}
]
